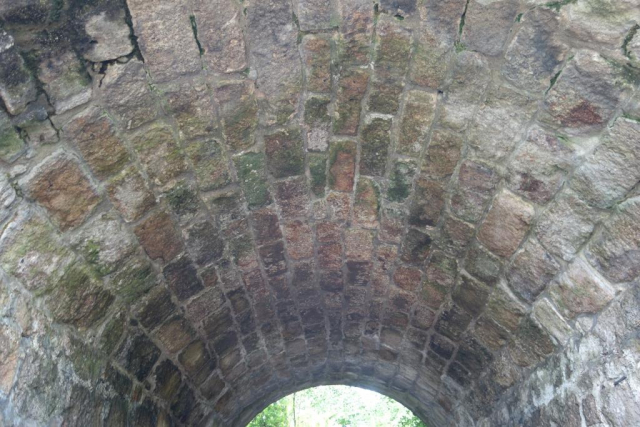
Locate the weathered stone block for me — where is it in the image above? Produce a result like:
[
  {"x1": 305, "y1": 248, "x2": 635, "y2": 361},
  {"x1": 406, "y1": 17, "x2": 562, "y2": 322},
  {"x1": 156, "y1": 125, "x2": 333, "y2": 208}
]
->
[
  {"x1": 154, "y1": 316, "x2": 196, "y2": 354},
  {"x1": 401, "y1": 228, "x2": 433, "y2": 265},
  {"x1": 309, "y1": 154, "x2": 328, "y2": 197},
  {"x1": 304, "y1": 96, "x2": 331, "y2": 152},
  {"x1": 450, "y1": 160, "x2": 499, "y2": 223},
  {"x1": 550, "y1": 257, "x2": 615, "y2": 318},
  {"x1": 409, "y1": 176, "x2": 445, "y2": 227},
  {"x1": 464, "y1": 243, "x2": 502, "y2": 286},
  {"x1": 328, "y1": 141, "x2": 356, "y2": 192},
  {"x1": 265, "y1": 128, "x2": 305, "y2": 178},
  {"x1": 509, "y1": 317, "x2": 555, "y2": 367},
  {"x1": 439, "y1": 215, "x2": 475, "y2": 257},
  {"x1": 301, "y1": 35, "x2": 332, "y2": 93},
  {"x1": 396, "y1": 90, "x2": 436, "y2": 157},
  {"x1": 99, "y1": 60, "x2": 159, "y2": 131},
  {"x1": 452, "y1": 273, "x2": 490, "y2": 317},
  {"x1": 130, "y1": 123, "x2": 188, "y2": 189},
  {"x1": 37, "y1": 51, "x2": 91, "y2": 114},
  {"x1": 163, "y1": 256, "x2": 204, "y2": 301},
  {"x1": 134, "y1": 211, "x2": 183, "y2": 263},
  {"x1": 540, "y1": 51, "x2": 633, "y2": 136},
  {"x1": 193, "y1": 0, "x2": 246, "y2": 73},
  {"x1": 64, "y1": 108, "x2": 129, "y2": 179},
  {"x1": 435, "y1": 303, "x2": 472, "y2": 341},
  {"x1": 153, "y1": 359, "x2": 182, "y2": 401},
  {"x1": 185, "y1": 138, "x2": 231, "y2": 192},
  {"x1": 82, "y1": 10, "x2": 133, "y2": 62},
  {"x1": 22, "y1": 153, "x2": 101, "y2": 231},
  {"x1": 478, "y1": 190, "x2": 535, "y2": 258},
  {"x1": 484, "y1": 284, "x2": 526, "y2": 333},
  {"x1": 127, "y1": 0, "x2": 201, "y2": 82},
  {"x1": 535, "y1": 189, "x2": 605, "y2": 262},
  {"x1": 394, "y1": 266, "x2": 422, "y2": 292},
  {"x1": 0, "y1": 209, "x2": 74, "y2": 292},
  {"x1": 570, "y1": 118, "x2": 640, "y2": 208},
  {"x1": 70, "y1": 212, "x2": 136, "y2": 276},
  {"x1": 216, "y1": 81, "x2": 259, "y2": 152},
  {"x1": 508, "y1": 126, "x2": 575, "y2": 204},
  {"x1": 116, "y1": 331, "x2": 161, "y2": 381},
  {"x1": 0, "y1": 30, "x2": 37, "y2": 115},
  {"x1": 532, "y1": 298, "x2": 572, "y2": 346},
  {"x1": 360, "y1": 118, "x2": 392, "y2": 177},
  {"x1": 585, "y1": 198, "x2": 640, "y2": 283},
  {"x1": 337, "y1": 0, "x2": 374, "y2": 66},
  {"x1": 134, "y1": 286, "x2": 176, "y2": 331},
  {"x1": 507, "y1": 238, "x2": 561, "y2": 303},
  {"x1": 387, "y1": 160, "x2": 417, "y2": 204},
  {"x1": 502, "y1": 9, "x2": 568, "y2": 92},
  {"x1": 109, "y1": 256, "x2": 157, "y2": 303},
  {"x1": 0, "y1": 109, "x2": 25, "y2": 163},
  {"x1": 334, "y1": 69, "x2": 369, "y2": 136},
  {"x1": 184, "y1": 219, "x2": 224, "y2": 267},
  {"x1": 46, "y1": 263, "x2": 114, "y2": 328},
  {"x1": 234, "y1": 152, "x2": 272, "y2": 210},
  {"x1": 422, "y1": 130, "x2": 463, "y2": 179},
  {"x1": 354, "y1": 178, "x2": 380, "y2": 229},
  {"x1": 284, "y1": 221, "x2": 314, "y2": 260},
  {"x1": 259, "y1": 241, "x2": 288, "y2": 277},
  {"x1": 461, "y1": 0, "x2": 519, "y2": 56}
]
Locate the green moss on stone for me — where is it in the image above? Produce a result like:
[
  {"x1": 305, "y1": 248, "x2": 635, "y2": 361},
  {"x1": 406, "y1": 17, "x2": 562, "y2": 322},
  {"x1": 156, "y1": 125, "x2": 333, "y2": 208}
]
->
[
  {"x1": 387, "y1": 161, "x2": 417, "y2": 202},
  {"x1": 100, "y1": 314, "x2": 126, "y2": 355},
  {"x1": 360, "y1": 118, "x2": 392, "y2": 177},
  {"x1": 111, "y1": 259, "x2": 156, "y2": 303},
  {"x1": 234, "y1": 152, "x2": 272, "y2": 209},
  {"x1": 0, "y1": 117, "x2": 26, "y2": 162},
  {"x1": 265, "y1": 128, "x2": 305, "y2": 178},
  {"x1": 224, "y1": 98, "x2": 258, "y2": 151},
  {"x1": 304, "y1": 97, "x2": 331, "y2": 124},
  {"x1": 309, "y1": 154, "x2": 327, "y2": 196},
  {"x1": 368, "y1": 80, "x2": 404, "y2": 114},
  {"x1": 166, "y1": 183, "x2": 200, "y2": 217}
]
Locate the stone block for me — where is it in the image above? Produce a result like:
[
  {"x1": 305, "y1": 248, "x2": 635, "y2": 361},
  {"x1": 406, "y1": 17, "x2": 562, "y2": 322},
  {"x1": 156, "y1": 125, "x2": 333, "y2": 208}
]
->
[
  {"x1": 116, "y1": 331, "x2": 161, "y2": 381},
  {"x1": 333, "y1": 69, "x2": 369, "y2": 135},
  {"x1": 585, "y1": 198, "x2": 640, "y2": 283},
  {"x1": 422, "y1": 130, "x2": 463, "y2": 179},
  {"x1": 540, "y1": 50, "x2": 633, "y2": 136},
  {"x1": 64, "y1": 108, "x2": 129, "y2": 179},
  {"x1": 192, "y1": 0, "x2": 246, "y2": 73},
  {"x1": 130, "y1": 123, "x2": 188, "y2": 189},
  {"x1": 22, "y1": 153, "x2": 100, "y2": 230},
  {"x1": 162, "y1": 257, "x2": 204, "y2": 303},
  {"x1": 216, "y1": 81, "x2": 258, "y2": 151},
  {"x1": 386, "y1": 160, "x2": 417, "y2": 204},
  {"x1": 478, "y1": 190, "x2": 535, "y2": 258},
  {"x1": 309, "y1": 154, "x2": 328, "y2": 196},
  {"x1": 37, "y1": 50, "x2": 91, "y2": 114},
  {"x1": 82, "y1": 10, "x2": 133, "y2": 62},
  {"x1": 0, "y1": 30, "x2": 37, "y2": 115},
  {"x1": 328, "y1": 141, "x2": 357, "y2": 192},
  {"x1": 154, "y1": 316, "x2": 197, "y2": 354},
  {"x1": 127, "y1": 0, "x2": 201, "y2": 82},
  {"x1": 354, "y1": 178, "x2": 380, "y2": 229},
  {"x1": 134, "y1": 287, "x2": 177, "y2": 331},
  {"x1": 570, "y1": 118, "x2": 640, "y2": 208},
  {"x1": 461, "y1": 0, "x2": 520, "y2": 56},
  {"x1": 135, "y1": 211, "x2": 183, "y2": 263},
  {"x1": 360, "y1": 118, "x2": 392, "y2": 177},
  {"x1": 301, "y1": 35, "x2": 332, "y2": 93},
  {"x1": 409, "y1": 176, "x2": 445, "y2": 227},
  {"x1": 304, "y1": 96, "x2": 331, "y2": 152},
  {"x1": 550, "y1": 257, "x2": 615, "y2": 318},
  {"x1": 184, "y1": 219, "x2": 224, "y2": 267},
  {"x1": 284, "y1": 221, "x2": 314, "y2": 260},
  {"x1": 435, "y1": 302, "x2": 472, "y2": 341},
  {"x1": 452, "y1": 273, "x2": 491, "y2": 317},
  {"x1": 507, "y1": 238, "x2": 561, "y2": 303},
  {"x1": 265, "y1": 128, "x2": 305, "y2": 178},
  {"x1": 450, "y1": 160, "x2": 499, "y2": 223},
  {"x1": 502, "y1": 8, "x2": 568, "y2": 92},
  {"x1": 234, "y1": 152, "x2": 272, "y2": 210},
  {"x1": 401, "y1": 228, "x2": 433, "y2": 265}
]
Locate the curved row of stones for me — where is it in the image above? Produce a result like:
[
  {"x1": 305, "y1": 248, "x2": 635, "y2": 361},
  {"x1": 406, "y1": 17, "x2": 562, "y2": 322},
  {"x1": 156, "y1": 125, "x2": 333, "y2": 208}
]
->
[{"x1": 0, "y1": 0, "x2": 639, "y2": 425}]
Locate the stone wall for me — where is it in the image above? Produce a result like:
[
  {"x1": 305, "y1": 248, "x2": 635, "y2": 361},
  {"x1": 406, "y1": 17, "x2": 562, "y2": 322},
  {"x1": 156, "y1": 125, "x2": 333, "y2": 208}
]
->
[{"x1": 0, "y1": 0, "x2": 638, "y2": 426}]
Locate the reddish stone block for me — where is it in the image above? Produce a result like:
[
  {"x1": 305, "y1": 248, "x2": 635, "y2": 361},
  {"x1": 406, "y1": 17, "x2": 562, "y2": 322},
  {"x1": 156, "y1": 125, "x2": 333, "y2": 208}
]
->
[
  {"x1": 394, "y1": 266, "x2": 423, "y2": 292},
  {"x1": 135, "y1": 211, "x2": 183, "y2": 263},
  {"x1": 24, "y1": 153, "x2": 101, "y2": 230},
  {"x1": 284, "y1": 221, "x2": 314, "y2": 260},
  {"x1": 328, "y1": 141, "x2": 357, "y2": 192}
]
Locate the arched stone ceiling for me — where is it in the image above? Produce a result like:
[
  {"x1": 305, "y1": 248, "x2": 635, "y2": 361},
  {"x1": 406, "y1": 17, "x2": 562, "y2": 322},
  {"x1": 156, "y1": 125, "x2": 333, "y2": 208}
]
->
[{"x1": 0, "y1": 0, "x2": 639, "y2": 426}]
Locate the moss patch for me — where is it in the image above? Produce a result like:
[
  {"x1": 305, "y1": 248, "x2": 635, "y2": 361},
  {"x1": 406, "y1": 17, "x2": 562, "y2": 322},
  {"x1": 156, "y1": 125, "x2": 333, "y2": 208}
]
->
[
  {"x1": 309, "y1": 154, "x2": 328, "y2": 196},
  {"x1": 234, "y1": 152, "x2": 272, "y2": 209}
]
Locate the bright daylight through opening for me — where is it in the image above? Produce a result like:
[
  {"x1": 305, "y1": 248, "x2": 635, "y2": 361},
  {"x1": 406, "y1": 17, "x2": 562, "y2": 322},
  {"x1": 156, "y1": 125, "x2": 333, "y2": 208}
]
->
[{"x1": 248, "y1": 385, "x2": 427, "y2": 427}]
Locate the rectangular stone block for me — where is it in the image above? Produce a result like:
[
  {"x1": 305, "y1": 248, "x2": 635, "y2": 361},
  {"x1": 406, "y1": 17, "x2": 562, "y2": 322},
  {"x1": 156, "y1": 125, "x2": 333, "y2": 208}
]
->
[
  {"x1": 301, "y1": 35, "x2": 332, "y2": 93},
  {"x1": 234, "y1": 152, "x2": 272, "y2": 210},
  {"x1": 360, "y1": 118, "x2": 392, "y2": 177},
  {"x1": 397, "y1": 90, "x2": 437, "y2": 157},
  {"x1": 22, "y1": 152, "x2": 101, "y2": 230},
  {"x1": 216, "y1": 81, "x2": 258, "y2": 152},
  {"x1": 328, "y1": 141, "x2": 356, "y2": 192},
  {"x1": 333, "y1": 69, "x2": 369, "y2": 136},
  {"x1": 265, "y1": 128, "x2": 305, "y2": 178},
  {"x1": 478, "y1": 190, "x2": 535, "y2": 258}
]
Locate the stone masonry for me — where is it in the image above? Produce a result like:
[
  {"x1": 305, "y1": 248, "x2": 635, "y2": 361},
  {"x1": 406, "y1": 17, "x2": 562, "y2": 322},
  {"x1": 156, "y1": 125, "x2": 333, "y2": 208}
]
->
[{"x1": 0, "y1": 0, "x2": 639, "y2": 426}]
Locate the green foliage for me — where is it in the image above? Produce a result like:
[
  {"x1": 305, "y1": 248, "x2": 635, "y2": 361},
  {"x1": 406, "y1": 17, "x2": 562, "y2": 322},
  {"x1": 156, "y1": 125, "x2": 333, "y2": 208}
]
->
[
  {"x1": 248, "y1": 397, "x2": 290, "y2": 427},
  {"x1": 248, "y1": 385, "x2": 427, "y2": 427}
]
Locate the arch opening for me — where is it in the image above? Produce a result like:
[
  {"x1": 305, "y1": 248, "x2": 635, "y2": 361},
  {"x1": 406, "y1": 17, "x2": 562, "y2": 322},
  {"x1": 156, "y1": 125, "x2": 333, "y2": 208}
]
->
[{"x1": 247, "y1": 385, "x2": 426, "y2": 427}]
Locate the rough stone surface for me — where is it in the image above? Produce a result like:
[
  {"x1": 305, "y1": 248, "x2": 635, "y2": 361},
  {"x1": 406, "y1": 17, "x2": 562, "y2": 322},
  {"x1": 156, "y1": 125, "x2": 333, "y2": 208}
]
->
[{"x1": 1, "y1": 2, "x2": 639, "y2": 427}]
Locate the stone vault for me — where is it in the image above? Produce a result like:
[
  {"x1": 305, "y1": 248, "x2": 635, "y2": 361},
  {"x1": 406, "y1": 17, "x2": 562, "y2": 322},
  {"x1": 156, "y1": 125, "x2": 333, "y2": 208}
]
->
[{"x1": 0, "y1": 0, "x2": 639, "y2": 425}]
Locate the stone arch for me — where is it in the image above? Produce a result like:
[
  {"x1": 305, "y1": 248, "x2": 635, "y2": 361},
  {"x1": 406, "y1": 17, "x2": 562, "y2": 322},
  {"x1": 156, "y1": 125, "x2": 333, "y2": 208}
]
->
[{"x1": 0, "y1": 0, "x2": 639, "y2": 426}]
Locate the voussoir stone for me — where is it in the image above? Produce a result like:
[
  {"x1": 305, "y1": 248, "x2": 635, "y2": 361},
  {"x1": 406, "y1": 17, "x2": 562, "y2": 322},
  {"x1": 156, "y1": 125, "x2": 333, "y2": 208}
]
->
[{"x1": 478, "y1": 190, "x2": 535, "y2": 259}]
